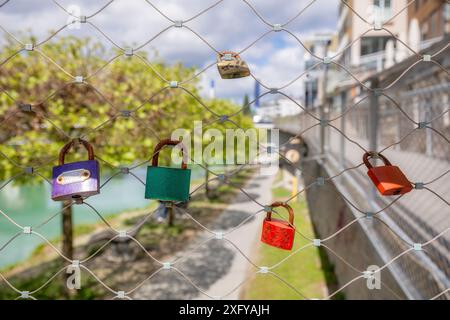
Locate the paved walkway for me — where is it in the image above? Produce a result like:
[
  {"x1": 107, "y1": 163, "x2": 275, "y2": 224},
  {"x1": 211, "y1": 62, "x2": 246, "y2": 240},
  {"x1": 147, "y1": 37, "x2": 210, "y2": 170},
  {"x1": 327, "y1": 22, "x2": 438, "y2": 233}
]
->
[{"x1": 132, "y1": 171, "x2": 275, "y2": 300}]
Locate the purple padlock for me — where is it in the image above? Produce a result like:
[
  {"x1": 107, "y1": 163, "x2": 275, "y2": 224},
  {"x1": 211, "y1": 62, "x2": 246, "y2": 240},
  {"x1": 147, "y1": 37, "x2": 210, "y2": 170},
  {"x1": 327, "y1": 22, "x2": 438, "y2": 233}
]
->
[{"x1": 51, "y1": 139, "x2": 100, "y2": 201}]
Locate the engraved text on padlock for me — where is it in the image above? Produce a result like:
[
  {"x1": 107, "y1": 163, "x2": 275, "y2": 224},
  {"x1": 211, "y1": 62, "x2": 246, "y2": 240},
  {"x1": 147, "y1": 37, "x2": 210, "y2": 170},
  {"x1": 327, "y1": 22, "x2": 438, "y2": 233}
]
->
[{"x1": 57, "y1": 169, "x2": 91, "y2": 185}]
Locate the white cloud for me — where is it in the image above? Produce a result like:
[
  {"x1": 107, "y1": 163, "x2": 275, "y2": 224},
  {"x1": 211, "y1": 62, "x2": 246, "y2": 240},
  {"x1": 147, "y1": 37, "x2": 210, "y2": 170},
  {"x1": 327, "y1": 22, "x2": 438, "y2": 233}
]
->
[{"x1": 0, "y1": 0, "x2": 339, "y2": 101}]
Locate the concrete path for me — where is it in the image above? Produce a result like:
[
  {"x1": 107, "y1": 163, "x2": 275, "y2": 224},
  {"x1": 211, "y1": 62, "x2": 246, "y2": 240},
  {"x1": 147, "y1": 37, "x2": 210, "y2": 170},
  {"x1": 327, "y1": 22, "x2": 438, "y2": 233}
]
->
[{"x1": 132, "y1": 170, "x2": 275, "y2": 300}]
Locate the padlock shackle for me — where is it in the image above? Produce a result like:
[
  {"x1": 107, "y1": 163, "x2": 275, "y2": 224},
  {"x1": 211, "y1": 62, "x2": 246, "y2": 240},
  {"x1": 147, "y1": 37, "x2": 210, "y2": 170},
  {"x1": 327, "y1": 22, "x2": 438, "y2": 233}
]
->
[
  {"x1": 59, "y1": 139, "x2": 95, "y2": 165},
  {"x1": 151, "y1": 139, "x2": 188, "y2": 170},
  {"x1": 218, "y1": 51, "x2": 241, "y2": 60},
  {"x1": 266, "y1": 202, "x2": 294, "y2": 225},
  {"x1": 363, "y1": 152, "x2": 392, "y2": 169}
]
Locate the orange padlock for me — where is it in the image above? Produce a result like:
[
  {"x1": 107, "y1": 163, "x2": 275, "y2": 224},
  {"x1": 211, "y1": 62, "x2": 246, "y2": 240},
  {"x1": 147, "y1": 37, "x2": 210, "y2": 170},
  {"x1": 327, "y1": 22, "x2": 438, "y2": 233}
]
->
[
  {"x1": 261, "y1": 202, "x2": 295, "y2": 251},
  {"x1": 363, "y1": 152, "x2": 413, "y2": 196}
]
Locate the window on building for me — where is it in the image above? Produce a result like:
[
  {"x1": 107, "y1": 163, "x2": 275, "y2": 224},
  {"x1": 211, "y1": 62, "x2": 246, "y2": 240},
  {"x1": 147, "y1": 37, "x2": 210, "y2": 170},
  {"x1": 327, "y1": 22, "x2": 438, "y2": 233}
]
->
[
  {"x1": 361, "y1": 36, "x2": 392, "y2": 56},
  {"x1": 414, "y1": 0, "x2": 420, "y2": 13},
  {"x1": 304, "y1": 80, "x2": 318, "y2": 109},
  {"x1": 429, "y1": 10, "x2": 441, "y2": 38},
  {"x1": 421, "y1": 22, "x2": 429, "y2": 40},
  {"x1": 373, "y1": 0, "x2": 392, "y2": 21}
]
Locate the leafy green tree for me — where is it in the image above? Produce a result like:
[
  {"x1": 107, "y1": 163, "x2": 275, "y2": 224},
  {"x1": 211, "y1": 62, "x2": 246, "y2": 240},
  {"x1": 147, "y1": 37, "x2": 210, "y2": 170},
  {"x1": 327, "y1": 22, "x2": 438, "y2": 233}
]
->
[
  {"x1": 242, "y1": 93, "x2": 251, "y2": 116},
  {"x1": 0, "y1": 35, "x2": 252, "y2": 267}
]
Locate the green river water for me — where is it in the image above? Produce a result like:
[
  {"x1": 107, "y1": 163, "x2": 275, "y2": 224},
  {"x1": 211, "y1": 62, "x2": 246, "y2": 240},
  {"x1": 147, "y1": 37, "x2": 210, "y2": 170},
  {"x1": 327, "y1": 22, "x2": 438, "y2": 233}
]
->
[{"x1": 0, "y1": 167, "x2": 207, "y2": 269}]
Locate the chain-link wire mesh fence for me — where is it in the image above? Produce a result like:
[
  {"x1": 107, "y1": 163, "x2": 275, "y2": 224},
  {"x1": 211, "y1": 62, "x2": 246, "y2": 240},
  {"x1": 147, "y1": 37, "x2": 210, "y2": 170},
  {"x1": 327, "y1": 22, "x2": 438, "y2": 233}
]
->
[
  {"x1": 279, "y1": 14, "x2": 449, "y2": 298},
  {"x1": 0, "y1": 0, "x2": 449, "y2": 300}
]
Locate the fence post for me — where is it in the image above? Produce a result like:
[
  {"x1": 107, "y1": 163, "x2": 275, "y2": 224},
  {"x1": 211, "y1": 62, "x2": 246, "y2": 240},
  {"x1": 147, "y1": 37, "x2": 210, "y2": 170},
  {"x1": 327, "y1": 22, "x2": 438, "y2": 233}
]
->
[
  {"x1": 425, "y1": 98, "x2": 433, "y2": 157},
  {"x1": 205, "y1": 163, "x2": 211, "y2": 199},
  {"x1": 395, "y1": 93, "x2": 402, "y2": 151},
  {"x1": 320, "y1": 78, "x2": 328, "y2": 155},
  {"x1": 340, "y1": 91, "x2": 347, "y2": 169},
  {"x1": 167, "y1": 203, "x2": 174, "y2": 227},
  {"x1": 369, "y1": 79, "x2": 379, "y2": 204},
  {"x1": 320, "y1": 41, "x2": 331, "y2": 156}
]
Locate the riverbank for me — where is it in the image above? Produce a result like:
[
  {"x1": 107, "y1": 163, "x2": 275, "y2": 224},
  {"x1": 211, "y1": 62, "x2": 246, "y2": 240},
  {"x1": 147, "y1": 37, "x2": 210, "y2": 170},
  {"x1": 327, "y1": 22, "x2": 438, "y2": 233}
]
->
[
  {"x1": 0, "y1": 166, "x2": 213, "y2": 269},
  {"x1": 241, "y1": 170, "x2": 342, "y2": 300},
  {"x1": 0, "y1": 168, "x2": 255, "y2": 299},
  {"x1": 133, "y1": 168, "x2": 275, "y2": 299}
]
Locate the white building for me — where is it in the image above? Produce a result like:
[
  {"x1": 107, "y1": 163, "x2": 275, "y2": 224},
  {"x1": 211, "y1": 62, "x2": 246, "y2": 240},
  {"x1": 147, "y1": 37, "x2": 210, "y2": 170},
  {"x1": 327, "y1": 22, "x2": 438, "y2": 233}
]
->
[
  {"x1": 303, "y1": 33, "x2": 337, "y2": 109},
  {"x1": 253, "y1": 98, "x2": 302, "y2": 124},
  {"x1": 337, "y1": 0, "x2": 409, "y2": 74}
]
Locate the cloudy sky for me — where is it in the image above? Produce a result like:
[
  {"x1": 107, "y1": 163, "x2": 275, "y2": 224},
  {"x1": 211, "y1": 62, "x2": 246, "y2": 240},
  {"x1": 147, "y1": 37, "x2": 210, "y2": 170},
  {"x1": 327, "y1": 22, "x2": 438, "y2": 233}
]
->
[{"x1": 0, "y1": 0, "x2": 339, "y2": 102}]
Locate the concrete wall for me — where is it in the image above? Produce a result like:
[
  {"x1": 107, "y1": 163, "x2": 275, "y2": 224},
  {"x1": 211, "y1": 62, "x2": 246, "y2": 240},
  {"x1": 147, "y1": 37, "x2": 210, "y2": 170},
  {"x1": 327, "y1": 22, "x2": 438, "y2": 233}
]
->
[
  {"x1": 278, "y1": 130, "x2": 407, "y2": 299},
  {"x1": 301, "y1": 157, "x2": 407, "y2": 299}
]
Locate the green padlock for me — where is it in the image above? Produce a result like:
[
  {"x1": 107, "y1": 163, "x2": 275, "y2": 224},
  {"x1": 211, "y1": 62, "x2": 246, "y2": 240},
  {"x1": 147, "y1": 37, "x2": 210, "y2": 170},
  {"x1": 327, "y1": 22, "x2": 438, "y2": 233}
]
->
[{"x1": 145, "y1": 139, "x2": 191, "y2": 202}]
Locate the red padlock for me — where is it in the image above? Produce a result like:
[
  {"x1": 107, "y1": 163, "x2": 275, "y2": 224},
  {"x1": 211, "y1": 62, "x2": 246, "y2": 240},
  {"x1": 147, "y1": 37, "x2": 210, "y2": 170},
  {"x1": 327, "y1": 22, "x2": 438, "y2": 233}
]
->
[
  {"x1": 261, "y1": 202, "x2": 295, "y2": 251},
  {"x1": 363, "y1": 152, "x2": 413, "y2": 196}
]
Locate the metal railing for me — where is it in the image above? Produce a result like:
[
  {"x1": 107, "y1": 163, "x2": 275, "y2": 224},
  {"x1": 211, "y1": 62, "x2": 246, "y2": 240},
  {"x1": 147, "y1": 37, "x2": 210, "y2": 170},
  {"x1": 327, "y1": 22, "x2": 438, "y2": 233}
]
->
[
  {"x1": 279, "y1": 40, "x2": 450, "y2": 299},
  {"x1": 0, "y1": 0, "x2": 449, "y2": 300}
]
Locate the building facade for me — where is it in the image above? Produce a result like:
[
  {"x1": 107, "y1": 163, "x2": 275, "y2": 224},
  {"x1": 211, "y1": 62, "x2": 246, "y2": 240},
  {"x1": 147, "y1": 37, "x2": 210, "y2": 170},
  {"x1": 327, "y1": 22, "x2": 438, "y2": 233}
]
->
[
  {"x1": 408, "y1": 0, "x2": 450, "y2": 46},
  {"x1": 303, "y1": 33, "x2": 338, "y2": 109},
  {"x1": 337, "y1": 0, "x2": 408, "y2": 73}
]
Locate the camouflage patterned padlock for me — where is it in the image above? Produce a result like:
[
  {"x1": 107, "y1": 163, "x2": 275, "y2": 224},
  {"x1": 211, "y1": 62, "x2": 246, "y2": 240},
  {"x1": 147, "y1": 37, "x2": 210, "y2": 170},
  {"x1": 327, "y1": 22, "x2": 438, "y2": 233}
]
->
[
  {"x1": 52, "y1": 139, "x2": 100, "y2": 201},
  {"x1": 364, "y1": 152, "x2": 412, "y2": 196},
  {"x1": 145, "y1": 139, "x2": 191, "y2": 202},
  {"x1": 261, "y1": 202, "x2": 295, "y2": 251},
  {"x1": 217, "y1": 51, "x2": 250, "y2": 79}
]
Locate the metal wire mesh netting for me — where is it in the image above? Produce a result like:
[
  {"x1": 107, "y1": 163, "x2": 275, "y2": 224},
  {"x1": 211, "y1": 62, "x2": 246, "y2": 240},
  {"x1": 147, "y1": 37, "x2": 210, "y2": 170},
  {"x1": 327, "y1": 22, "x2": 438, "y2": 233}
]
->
[{"x1": 0, "y1": 0, "x2": 449, "y2": 300}]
